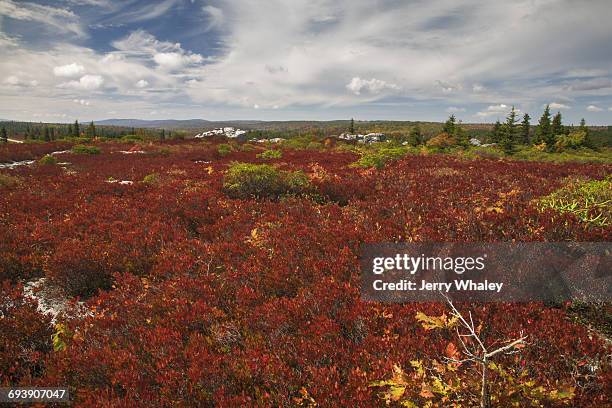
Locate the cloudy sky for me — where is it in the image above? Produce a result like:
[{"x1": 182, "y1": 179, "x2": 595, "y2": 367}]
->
[{"x1": 1, "y1": 0, "x2": 611, "y2": 124}]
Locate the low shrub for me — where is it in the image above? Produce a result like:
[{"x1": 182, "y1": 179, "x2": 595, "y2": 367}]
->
[
  {"x1": 0, "y1": 282, "x2": 53, "y2": 385},
  {"x1": 223, "y1": 162, "x2": 310, "y2": 199},
  {"x1": 0, "y1": 173, "x2": 22, "y2": 187},
  {"x1": 142, "y1": 173, "x2": 160, "y2": 185},
  {"x1": 555, "y1": 131, "x2": 592, "y2": 150},
  {"x1": 257, "y1": 149, "x2": 282, "y2": 159},
  {"x1": 536, "y1": 176, "x2": 611, "y2": 227},
  {"x1": 72, "y1": 144, "x2": 100, "y2": 155},
  {"x1": 426, "y1": 132, "x2": 457, "y2": 150},
  {"x1": 217, "y1": 143, "x2": 234, "y2": 157},
  {"x1": 353, "y1": 146, "x2": 408, "y2": 169},
  {"x1": 38, "y1": 154, "x2": 58, "y2": 165}
]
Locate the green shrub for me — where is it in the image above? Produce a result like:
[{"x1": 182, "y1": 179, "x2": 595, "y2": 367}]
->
[
  {"x1": 218, "y1": 143, "x2": 234, "y2": 157},
  {"x1": 257, "y1": 149, "x2": 283, "y2": 159},
  {"x1": 537, "y1": 176, "x2": 611, "y2": 227},
  {"x1": 142, "y1": 173, "x2": 160, "y2": 185},
  {"x1": 38, "y1": 154, "x2": 58, "y2": 165},
  {"x1": 555, "y1": 131, "x2": 590, "y2": 150},
  {"x1": 121, "y1": 135, "x2": 145, "y2": 143},
  {"x1": 72, "y1": 144, "x2": 101, "y2": 155},
  {"x1": 223, "y1": 162, "x2": 310, "y2": 199},
  {"x1": 426, "y1": 132, "x2": 457, "y2": 150},
  {"x1": 0, "y1": 174, "x2": 22, "y2": 188},
  {"x1": 353, "y1": 146, "x2": 408, "y2": 169}
]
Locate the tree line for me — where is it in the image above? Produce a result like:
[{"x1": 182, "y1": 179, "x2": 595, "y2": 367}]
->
[{"x1": 0, "y1": 120, "x2": 170, "y2": 143}]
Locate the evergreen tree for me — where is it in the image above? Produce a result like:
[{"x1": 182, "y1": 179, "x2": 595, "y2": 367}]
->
[
  {"x1": 44, "y1": 126, "x2": 51, "y2": 142},
  {"x1": 490, "y1": 120, "x2": 502, "y2": 143},
  {"x1": 579, "y1": 118, "x2": 595, "y2": 149},
  {"x1": 535, "y1": 105, "x2": 552, "y2": 147},
  {"x1": 551, "y1": 112, "x2": 563, "y2": 136},
  {"x1": 86, "y1": 121, "x2": 96, "y2": 138},
  {"x1": 67, "y1": 124, "x2": 73, "y2": 138},
  {"x1": 442, "y1": 114, "x2": 456, "y2": 134},
  {"x1": 160, "y1": 129, "x2": 166, "y2": 142},
  {"x1": 73, "y1": 120, "x2": 80, "y2": 137},
  {"x1": 49, "y1": 127, "x2": 55, "y2": 141},
  {"x1": 408, "y1": 124, "x2": 423, "y2": 146},
  {"x1": 520, "y1": 113, "x2": 531, "y2": 144},
  {"x1": 0, "y1": 126, "x2": 7, "y2": 143},
  {"x1": 454, "y1": 120, "x2": 469, "y2": 147},
  {"x1": 500, "y1": 106, "x2": 518, "y2": 154},
  {"x1": 349, "y1": 118, "x2": 355, "y2": 134}
]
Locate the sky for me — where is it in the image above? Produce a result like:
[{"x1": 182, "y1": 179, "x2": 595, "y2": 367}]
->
[{"x1": 0, "y1": 0, "x2": 611, "y2": 124}]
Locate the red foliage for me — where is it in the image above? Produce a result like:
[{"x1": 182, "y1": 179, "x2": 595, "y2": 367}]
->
[
  {"x1": 0, "y1": 281, "x2": 53, "y2": 386},
  {"x1": 0, "y1": 140, "x2": 610, "y2": 406}
]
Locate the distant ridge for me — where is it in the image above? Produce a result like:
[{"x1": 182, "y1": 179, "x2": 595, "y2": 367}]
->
[{"x1": 94, "y1": 119, "x2": 213, "y2": 128}]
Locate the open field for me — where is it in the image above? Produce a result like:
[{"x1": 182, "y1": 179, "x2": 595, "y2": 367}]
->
[{"x1": 1, "y1": 139, "x2": 610, "y2": 406}]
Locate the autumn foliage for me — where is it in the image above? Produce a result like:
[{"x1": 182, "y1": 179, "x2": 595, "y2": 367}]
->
[{"x1": 0, "y1": 139, "x2": 610, "y2": 406}]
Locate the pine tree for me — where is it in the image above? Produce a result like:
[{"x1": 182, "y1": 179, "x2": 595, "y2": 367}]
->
[
  {"x1": 160, "y1": 129, "x2": 166, "y2": 142},
  {"x1": 349, "y1": 118, "x2": 355, "y2": 134},
  {"x1": 0, "y1": 126, "x2": 7, "y2": 143},
  {"x1": 551, "y1": 112, "x2": 563, "y2": 136},
  {"x1": 500, "y1": 106, "x2": 518, "y2": 154},
  {"x1": 535, "y1": 105, "x2": 553, "y2": 147},
  {"x1": 490, "y1": 120, "x2": 502, "y2": 143},
  {"x1": 408, "y1": 124, "x2": 423, "y2": 146},
  {"x1": 73, "y1": 120, "x2": 80, "y2": 138},
  {"x1": 454, "y1": 120, "x2": 469, "y2": 147},
  {"x1": 442, "y1": 114, "x2": 456, "y2": 134},
  {"x1": 520, "y1": 113, "x2": 531, "y2": 144},
  {"x1": 579, "y1": 118, "x2": 594, "y2": 149},
  {"x1": 50, "y1": 127, "x2": 55, "y2": 141},
  {"x1": 86, "y1": 121, "x2": 96, "y2": 138},
  {"x1": 44, "y1": 126, "x2": 51, "y2": 142}
]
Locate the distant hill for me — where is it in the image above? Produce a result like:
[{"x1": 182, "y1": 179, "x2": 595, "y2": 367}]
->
[{"x1": 94, "y1": 119, "x2": 214, "y2": 129}]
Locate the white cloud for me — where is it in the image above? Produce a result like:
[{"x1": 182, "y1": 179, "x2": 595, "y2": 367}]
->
[
  {"x1": 0, "y1": 0, "x2": 84, "y2": 36},
  {"x1": 135, "y1": 79, "x2": 149, "y2": 88},
  {"x1": 253, "y1": 104, "x2": 259, "y2": 109},
  {"x1": 59, "y1": 74, "x2": 104, "y2": 90},
  {"x1": 346, "y1": 77, "x2": 399, "y2": 95},
  {"x1": 53, "y1": 63, "x2": 85, "y2": 78},
  {"x1": 475, "y1": 104, "x2": 519, "y2": 118},
  {"x1": 472, "y1": 84, "x2": 486, "y2": 93},
  {"x1": 202, "y1": 5, "x2": 224, "y2": 31},
  {"x1": 586, "y1": 105, "x2": 603, "y2": 112},
  {"x1": 4, "y1": 75, "x2": 21, "y2": 86},
  {"x1": 609, "y1": 107, "x2": 612, "y2": 112},
  {"x1": 564, "y1": 68, "x2": 608, "y2": 78},
  {"x1": 548, "y1": 102, "x2": 571, "y2": 110},
  {"x1": 153, "y1": 52, "x2": 203, "y2": 70},
  {"x1": 564, "y1": 77, "x2": 612, "y2": 91},
  {"x1": 446, "y1": 106, "x2": 466, "y2": 113},
  {"x1": 73, "y1": 99, "x2": 90, "y2": 106},
  {"x1": 3, "y1": 76, "x2": 38, "y2": 87}
]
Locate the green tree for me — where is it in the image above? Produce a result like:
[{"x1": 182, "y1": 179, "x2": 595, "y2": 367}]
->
[
  {"x1": 86, "y1": 121, "x2": 96, "y2": 138},
  {"x1": 408, "y1": 124, "x2": 423, "y2": 146},
  {"x1": 535, "y1": 105, "x2": 553, "y2": 147},
  {"x1": 442, "y1": 114, "x2": 456, "y2": 134},
  {"x1": 500, "y1": 106, "x2": 518, "y2": 154},
  {"x1": 520, "y1": 113, "x2": 531, "y2": 144},
  {"x1": 73, "y1": 120, "x2": 80, "y2": 138},
  {"x1": 50, "y1": 127, "x2": 55, "y2": 141},
  {"x1": 551, "y1": 112, "x2": 563, "y2": 136},
  {"x1": 0, "y1": 126, "x2": 7, "y2": 143},
  {"x1": 490, "y1": 120, "x2": 502, "y2": 143},
  {"x1": 44, "y1": 126, "x2": 51, "y2": 142},
  {"x1": 579, "y1": 118, "x2": 595, "y2": 149},
  {"x1": 349, "y1": 118, "x2": 355, "y2": 134},
  {"x1": 160, "y1": 129, "x2": 166, "y2": 142}
]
